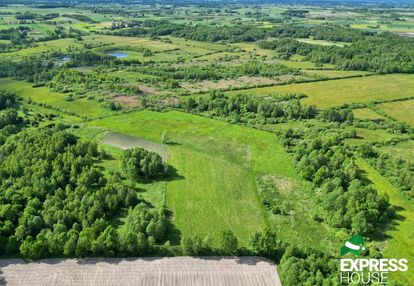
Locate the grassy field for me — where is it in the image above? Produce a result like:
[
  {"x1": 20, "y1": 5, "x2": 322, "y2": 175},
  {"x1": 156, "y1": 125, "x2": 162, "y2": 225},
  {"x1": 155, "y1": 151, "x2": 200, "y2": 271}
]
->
[
  {"x1": 378, "y1": 99, "x2": 414, "y2": 126},
  {"x1": 226, "y1": 74, "x2": 414, "y2": 108},
  {"x1": 357, "y1": 159, "x2": 414, "y2": 285},
  {"x1": 87, "y1": 110, "x2": 335, "y2": 249},
  {"x1": 303, "y1": 70, "x2": 372, "y2": 79},
  {"x1": 0, "y1": 78, "x2": 116, "y2": 118},
  {"x1": 352, "y1": 108, "x2": 385, "y2": 120}
]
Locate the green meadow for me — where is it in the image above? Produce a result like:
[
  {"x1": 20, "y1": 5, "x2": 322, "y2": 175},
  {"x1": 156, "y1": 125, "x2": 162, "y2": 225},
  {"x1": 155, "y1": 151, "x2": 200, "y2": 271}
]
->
[
  {"x1": 378, "y1": 99, "x2": 414, "y2": 127},
  {"x1": 87, "y1": 110, "x2": 335, "y2": 249}
]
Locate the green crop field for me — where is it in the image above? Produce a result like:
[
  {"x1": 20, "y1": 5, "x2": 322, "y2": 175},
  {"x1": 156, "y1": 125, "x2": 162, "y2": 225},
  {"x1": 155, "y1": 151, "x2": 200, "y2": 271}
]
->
[{"x1": 226, "y1": 74, "x2": 414, "y2": 108}]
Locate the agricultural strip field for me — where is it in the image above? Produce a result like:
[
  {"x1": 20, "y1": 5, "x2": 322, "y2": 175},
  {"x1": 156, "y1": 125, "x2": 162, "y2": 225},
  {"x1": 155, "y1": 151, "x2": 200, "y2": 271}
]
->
[
  {"x1": 226, "y1": 74, "x2": 414, "y2": 109},
  {"x1": 377, "y1": 99, "x2": 414, "y2": 126},
  {"x1": 356, "y1": 159, "x2": 414, "y2": 285},
  {"x1": 87, "y1": 111, "x2": 331, "y2": 249},
  {"x1": 0, "y1": 78, "x2": 116, "y2": 118},
  {"x1": 0, "y1": 257, "x2": 281, "y2": 286}
]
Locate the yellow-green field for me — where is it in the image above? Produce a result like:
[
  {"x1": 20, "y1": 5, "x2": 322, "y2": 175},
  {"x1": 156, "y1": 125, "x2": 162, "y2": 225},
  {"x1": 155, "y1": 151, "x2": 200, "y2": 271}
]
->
[
  {"x1": 352, "y1": 108, "x2": 385, "y2": 120},
  {"x1": 378, "y1": 99, "x2": 414, "y2": 126},
  {"x1": 226, "y1": 74, "x2": 414, "y2": 108}
]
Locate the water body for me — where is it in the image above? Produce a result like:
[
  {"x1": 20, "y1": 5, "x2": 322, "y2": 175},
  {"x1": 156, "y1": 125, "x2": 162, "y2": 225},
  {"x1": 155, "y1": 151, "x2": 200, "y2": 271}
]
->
[{"x1": 107, "y1": 51, "x2": 129, "y2": 59}]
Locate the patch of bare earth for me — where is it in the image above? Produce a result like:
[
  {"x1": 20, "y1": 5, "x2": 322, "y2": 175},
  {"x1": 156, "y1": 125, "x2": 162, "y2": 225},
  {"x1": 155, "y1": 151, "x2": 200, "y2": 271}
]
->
[
  {"x1": 261, "y1": 174, "x2": 295, "y2": 193},
  {"x1": 114, "y1": 96, "x2": 140, "y2": 107},
  {"x1": 0, "y1": 257, "x2": 281, "y2": 286},
  {"x1": 182, "y1": 76, "x2": 280, "y2": 93}
]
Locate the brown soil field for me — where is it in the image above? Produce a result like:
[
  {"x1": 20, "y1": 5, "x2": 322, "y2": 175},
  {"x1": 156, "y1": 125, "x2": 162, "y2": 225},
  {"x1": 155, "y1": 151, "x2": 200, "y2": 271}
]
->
[{"x1": 0, "y1": 257, "x2": 281, "y2": 286}]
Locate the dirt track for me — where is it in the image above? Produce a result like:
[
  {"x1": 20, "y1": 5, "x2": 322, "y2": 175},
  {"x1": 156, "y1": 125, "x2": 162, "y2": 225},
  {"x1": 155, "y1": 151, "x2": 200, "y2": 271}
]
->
[{"x1": 0, "y1": 256, "x2": 281, "y2": 286}]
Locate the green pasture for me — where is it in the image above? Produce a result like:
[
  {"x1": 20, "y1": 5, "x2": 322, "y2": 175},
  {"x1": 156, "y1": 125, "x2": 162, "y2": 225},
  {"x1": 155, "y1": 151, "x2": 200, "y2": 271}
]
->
[
  {"x1": 226, "y1": 74, "x2": 414, "y2": 109},
  {"x1": 303, "y1": 69, "x2": 372, "y2": 79}
]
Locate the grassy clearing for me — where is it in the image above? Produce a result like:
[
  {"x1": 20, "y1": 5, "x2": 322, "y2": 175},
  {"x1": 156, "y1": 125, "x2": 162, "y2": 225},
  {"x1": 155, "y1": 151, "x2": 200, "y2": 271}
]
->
[
  {"x1": 381, "y1": 140, "x2": 414, "y2": 163},
  {"x1": 356, "y1": 159, "x2": 414, "y2": 284},
  {"x1": 344, "y1": 128, "x2": 398, "y2": 145},
  {"x1": 296, "y1": 38, "x2": 347, "y2": 47},
  {"x1": 226, "y1": 74, "x2": 414, "y2": 109},
  {"x1": 0, "y1": 78, "x2": 116, "y2": 118},
  {"x1": 378, "y1": 99, "x2": 414, "y2": 126},
  {"x1": 352, "y1": 108, "x2": 385, "y2": 120},
  {"x1": 87, "y1": 110, "x2": 333, "y2": 249}
]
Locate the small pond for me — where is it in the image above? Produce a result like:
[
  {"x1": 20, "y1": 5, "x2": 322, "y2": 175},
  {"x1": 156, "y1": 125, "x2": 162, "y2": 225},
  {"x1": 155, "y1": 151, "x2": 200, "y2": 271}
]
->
[{"x1": 107, "y1": 51, "x2": 129, "y2": 59}]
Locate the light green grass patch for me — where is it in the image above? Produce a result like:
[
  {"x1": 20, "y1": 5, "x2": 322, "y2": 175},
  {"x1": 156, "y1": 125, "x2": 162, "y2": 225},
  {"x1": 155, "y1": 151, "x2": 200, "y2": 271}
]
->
[{"x1": 303, "y1": 69, "x2": 372, "y2": 79}]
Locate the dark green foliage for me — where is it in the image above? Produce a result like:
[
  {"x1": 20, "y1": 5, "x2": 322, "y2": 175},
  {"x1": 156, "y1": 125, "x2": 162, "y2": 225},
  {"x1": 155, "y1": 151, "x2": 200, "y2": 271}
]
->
[
  {"x1": 181, "y1": 235, "x2": 212, "y2": 255},
  {"x1": 278, "y1": 246, "x2": 339, "y2": 286},
  {"x1": 280, "y1": 125, "x2": 394, "y2": 235},
  {"x1": 181, "y1": 92, "x2": 316, "y2": 124},
  {"x1": 259, "y1": 32, "x2": 414, "y2": 73},
  {"x1": 249, "y1": 228, "x2": 283, "y2": 258},
  {"x1": 0, "y1": 127, "x2": 166, "y2": 259},
  {"x1": 221, "y1": 230, "x2": 238, "y2": 255},
  {"x1": 122, "y1": 147, "x2": 166, "y2": 180}
]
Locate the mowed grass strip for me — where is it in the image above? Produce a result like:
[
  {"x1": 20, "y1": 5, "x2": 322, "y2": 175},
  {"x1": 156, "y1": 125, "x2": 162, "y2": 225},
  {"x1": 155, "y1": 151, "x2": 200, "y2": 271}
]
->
[
  {"x1": 87, "y1": 110, "x2": 304, "y2": 246},
  {"x1": 377, "y1": 99, "x2": 414, "y2": 126},
  {"x1": 0, "y1": 78, "x2": 116, "y2": 118},
  {"x1": 356, "y1": 159, "x2": 414, "y2": 284},
  {"x1": 226, "y1": 74, "x2": 414, "y2": 109}
]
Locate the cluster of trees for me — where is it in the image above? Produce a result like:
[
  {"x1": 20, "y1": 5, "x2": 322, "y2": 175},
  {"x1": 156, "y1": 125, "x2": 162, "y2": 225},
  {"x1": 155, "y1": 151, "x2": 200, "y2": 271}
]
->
[
  {"x1": 279, "y1": 126, "x2": 394, "y2": 235},
  {"x1": 121, "y1": 147, "x2": 167, "y2": 181},
  {"x1": 278, "y1": 246, "x2": 338, "y2": 285},
  {"x1": 363, "y1": 147, "x2": 414, "y2": 202},
  {"x1": 259, "y1": 32, "x2": 414, "y2": 73},
  {"x1": 130, "y1": 61, "x2": 299, "y2": 82},
  {"x1": 111, "y1": 20, "x2": 367, "y2": 43},
  {"x1": 0, "y1": 26, "x2": 31, "y2": 52},
  {"x1": 48, "y1": 68, "x2": 139, "y2": 101},
  {"x1": 181, "y1": 92, "x2": 317, "y2": 124},
  {"x1": 0, "y1": 57, "x2": 58, "y2": 83},
  {"x1": 0, "y1": 127, "x2": 166, "y2": 259},
  {"x1": 62, "y1": 14, "x2": 97, "y2": 24},
  {"x1": 0, "y1": 91, "x2": 22, "y2": 144}
]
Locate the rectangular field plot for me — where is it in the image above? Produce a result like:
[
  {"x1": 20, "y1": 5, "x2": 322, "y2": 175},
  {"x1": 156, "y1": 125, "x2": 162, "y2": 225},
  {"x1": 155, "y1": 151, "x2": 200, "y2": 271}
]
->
[
  {"x1": 378, "y1": 99, "x2": 414, "y2": 126},
  {"x1": 226, "y1": 74, "x2": 414, "y2": 109}
]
